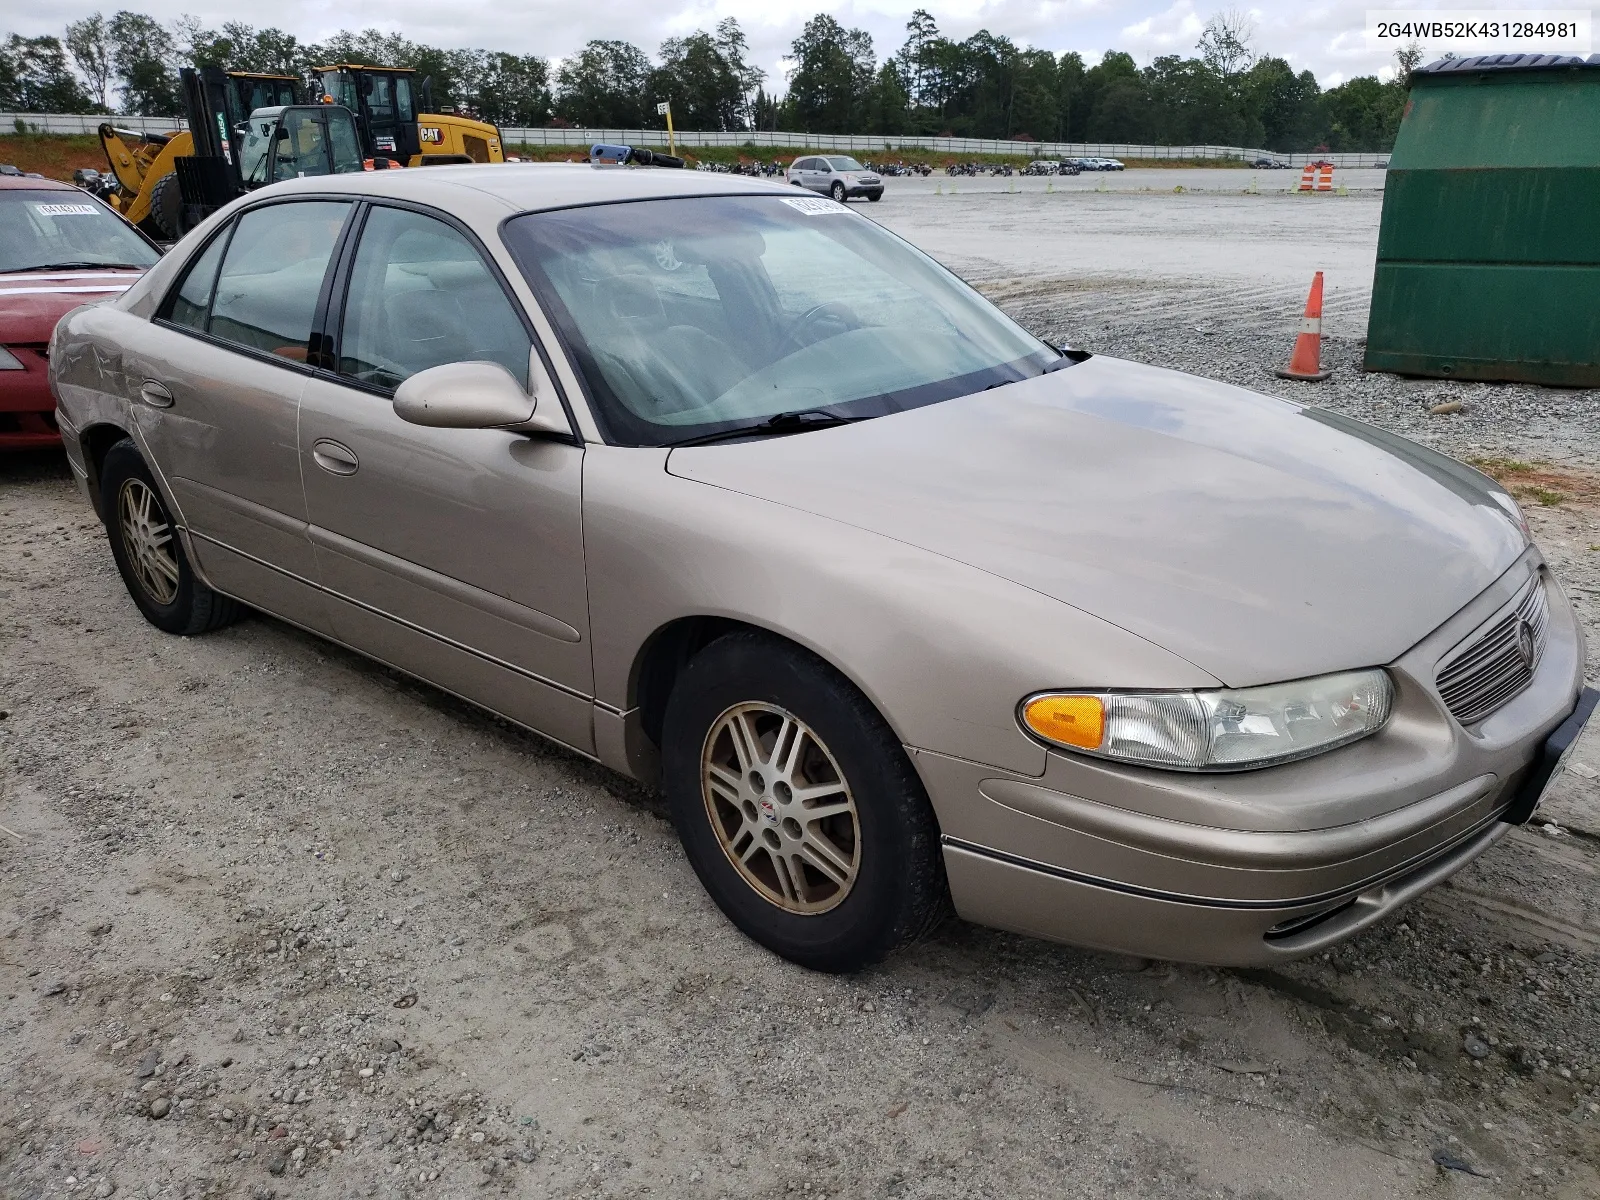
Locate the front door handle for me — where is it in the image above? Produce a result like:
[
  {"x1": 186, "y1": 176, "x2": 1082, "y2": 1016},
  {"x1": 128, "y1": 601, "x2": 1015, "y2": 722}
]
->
[
  {"x1": 311, "y1": 439, "x2": 359, "y2": 476},
  {"x1": 138, "y1": 380, "x2": 173, "y2": 408}
]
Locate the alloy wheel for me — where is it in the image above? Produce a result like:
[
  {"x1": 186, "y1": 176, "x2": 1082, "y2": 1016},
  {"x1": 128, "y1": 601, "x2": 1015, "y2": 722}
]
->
[
  {"x1": 118, "y1": 477, "x2": 180, "y2": 605},
  {"x1": 701, "y1": 702, "x2": 860, "y2": 914}
]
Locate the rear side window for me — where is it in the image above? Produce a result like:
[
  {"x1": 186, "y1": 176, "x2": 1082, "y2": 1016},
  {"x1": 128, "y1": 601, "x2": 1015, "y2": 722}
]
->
[
  {"x1": 165, "y1": 230, "x2": 228, "y2": 331},
  {"x1": 335, "y1": 205, "x2": 530, "y2": 390},
  {"x1": 208, "y1": 201, "x2": 351, "y2": 360}
]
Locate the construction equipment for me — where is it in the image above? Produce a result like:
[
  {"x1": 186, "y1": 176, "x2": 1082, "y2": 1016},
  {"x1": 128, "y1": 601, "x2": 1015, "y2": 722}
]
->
[
  {"x1": 312, "y1": 64, "x2": 505, "y2": 165},
  {"x1": 99, "y1": 69, "x2": 300, "y2": 238},
  {"x1": 172, "y1": 67, "x2": 366, "y2": 234}
]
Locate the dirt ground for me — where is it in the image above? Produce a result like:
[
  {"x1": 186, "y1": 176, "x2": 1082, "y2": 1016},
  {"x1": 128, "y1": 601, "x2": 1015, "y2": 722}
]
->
[{"x1": 5, "y1": 188, "x2": 1600, "y2": 1200}]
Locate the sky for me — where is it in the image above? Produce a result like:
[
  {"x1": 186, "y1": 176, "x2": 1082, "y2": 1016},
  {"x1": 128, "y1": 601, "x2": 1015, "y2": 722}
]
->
[{"x1": 1, "y1": 0, "x2": 1581, "y2": 91}]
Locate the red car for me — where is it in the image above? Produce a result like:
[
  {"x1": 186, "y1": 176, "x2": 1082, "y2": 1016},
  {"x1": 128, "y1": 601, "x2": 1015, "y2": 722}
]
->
[{"x1": 1, "y1": 175, "x2": 160, "y2": 449}]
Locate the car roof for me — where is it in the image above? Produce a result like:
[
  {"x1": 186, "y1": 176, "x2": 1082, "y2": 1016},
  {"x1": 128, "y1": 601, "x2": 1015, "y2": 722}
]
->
[
  {"x1": 0, "y1": 175, "x2": 77, "y2": 191},
  {"x1": 269, "y1": 162, "x2": 796, "y2": 219}
]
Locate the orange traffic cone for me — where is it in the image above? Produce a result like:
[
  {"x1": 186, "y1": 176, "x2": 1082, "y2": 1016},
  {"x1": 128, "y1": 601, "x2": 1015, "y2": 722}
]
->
[{"x1": 1276, "y1": 271, "x2": 1333, "y2": 381}]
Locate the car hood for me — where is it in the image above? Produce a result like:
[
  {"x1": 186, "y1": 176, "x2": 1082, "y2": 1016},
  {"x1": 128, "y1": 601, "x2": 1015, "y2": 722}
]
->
[
  {"x1": 667, "y1": 356, "x2": 1526, "y2": 687},
  {"x1": 0, "y1": 270, "x2": 144, "y2": 342}
]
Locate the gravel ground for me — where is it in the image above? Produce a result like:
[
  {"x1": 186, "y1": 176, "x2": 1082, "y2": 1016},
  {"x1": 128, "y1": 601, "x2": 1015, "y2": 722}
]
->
[{"x1": 5, "y1": 184, "x2": 1600, "y2": 1200}]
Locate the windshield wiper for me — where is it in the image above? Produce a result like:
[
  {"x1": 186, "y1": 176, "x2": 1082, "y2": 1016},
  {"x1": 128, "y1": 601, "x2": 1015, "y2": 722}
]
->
[
  {"x1": 669, "y1": 409, "x2": 862, "y2": 448},
  {"x1": 4, "y1": 262, "x2": 148, "y2": 273}
]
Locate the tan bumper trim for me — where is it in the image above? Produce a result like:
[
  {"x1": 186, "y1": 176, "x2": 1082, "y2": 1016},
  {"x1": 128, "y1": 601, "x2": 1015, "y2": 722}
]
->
[
  {"x1": 979, "y1": 773, "x2": 1497, "y2": 869},
  {"x1": 944, "y1": 799, "x2": 1506, "y2": 911}
]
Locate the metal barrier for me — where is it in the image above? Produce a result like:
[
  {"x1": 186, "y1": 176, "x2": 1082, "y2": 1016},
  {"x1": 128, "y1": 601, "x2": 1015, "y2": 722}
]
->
[{"x1": 0, "y1": 112, "x2": 1390, "y2": 168}]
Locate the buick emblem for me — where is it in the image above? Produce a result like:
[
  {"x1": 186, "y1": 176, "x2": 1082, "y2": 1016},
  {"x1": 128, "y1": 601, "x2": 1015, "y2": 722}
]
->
[
  {"x1": 1516, "y1": 620, "x2": 1536, "y2": 670},
  {"x1": 758, "y1": 797, "x2": 779, "y2": 824}
]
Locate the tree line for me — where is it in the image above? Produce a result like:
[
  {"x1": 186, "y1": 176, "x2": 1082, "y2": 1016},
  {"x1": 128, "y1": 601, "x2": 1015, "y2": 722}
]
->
[{"x1": 0, "y1": 9, "x2": 1421, "y2": 152}]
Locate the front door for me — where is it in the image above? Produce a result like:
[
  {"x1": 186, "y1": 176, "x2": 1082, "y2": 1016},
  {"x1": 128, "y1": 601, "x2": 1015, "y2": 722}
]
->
[
  {"x1": 298, "y1": 202, "x2": 593, "y2": 752},
  {"x1": 126, "y1": 198, "x2": 354, "y2": 630}
]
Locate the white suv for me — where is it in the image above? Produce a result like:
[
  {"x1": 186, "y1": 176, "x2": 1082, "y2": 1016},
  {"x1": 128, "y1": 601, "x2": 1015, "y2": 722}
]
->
[{"x1": 786, "y1": 155, "x2": 884, "y2": 202}]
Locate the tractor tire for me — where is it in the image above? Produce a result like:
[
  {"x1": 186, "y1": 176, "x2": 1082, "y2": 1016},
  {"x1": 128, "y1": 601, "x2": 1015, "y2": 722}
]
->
[{"x1": 148, "y1": 173, "x2": 184, "y2": 241}]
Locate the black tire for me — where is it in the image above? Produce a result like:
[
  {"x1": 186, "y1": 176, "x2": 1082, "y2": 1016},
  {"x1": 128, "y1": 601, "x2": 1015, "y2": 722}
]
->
[
  {"x1": 148, "y1": 173, "x2": 182, "y2": 240},
  {"x1": 100, "y1": 438, "x2": 240, "y2": 636},
  {"x1": 829, "y1": 181, "x2": 847, "y2": 202},
  {"x1": 867, "y1": 191, "x2": 882, "y2": 202},
  {"x1": 662, "y1": 631, "x2": 948, "y2": 972}
]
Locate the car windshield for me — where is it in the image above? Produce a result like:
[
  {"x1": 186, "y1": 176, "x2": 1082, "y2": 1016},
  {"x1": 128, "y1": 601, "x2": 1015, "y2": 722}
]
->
[
  {"x1": 503, "y1": 195, "x2": 1057, "y2": 446},
  {"x1": 0, "y1": 190, "x2": 158, "y2": 272},
  {"x1": 826, "y1": 157, "x2": 865, "y2": 171}
]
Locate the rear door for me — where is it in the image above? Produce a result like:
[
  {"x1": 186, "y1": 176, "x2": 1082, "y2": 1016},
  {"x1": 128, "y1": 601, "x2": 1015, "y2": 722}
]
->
[
  {"x1": 297, "y1": 201, "x2": 593, "y2": 752},
  {"x1": 126, "y1": 198, "x2": 354, "y2": 629}
]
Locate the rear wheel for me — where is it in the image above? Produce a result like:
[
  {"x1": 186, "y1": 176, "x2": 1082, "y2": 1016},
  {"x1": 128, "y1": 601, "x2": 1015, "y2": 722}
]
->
[
  {"x1": 662, "y1": 631, "x2": 948, "y2": 972},
  {"x1": 101, "y1": 439, "x2": 240, "y2": 636}
]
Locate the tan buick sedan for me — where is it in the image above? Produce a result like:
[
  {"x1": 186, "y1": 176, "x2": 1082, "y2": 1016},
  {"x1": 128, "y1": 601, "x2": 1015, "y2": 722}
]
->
[{"x1": 49, "y1": 165, "x2": 1594, "y2": 972}]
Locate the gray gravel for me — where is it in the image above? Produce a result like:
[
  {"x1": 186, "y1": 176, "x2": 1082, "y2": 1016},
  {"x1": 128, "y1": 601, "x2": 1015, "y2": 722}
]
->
[{"x1": 5, "y1": 183, "x2": 1600, "y2": 1199}]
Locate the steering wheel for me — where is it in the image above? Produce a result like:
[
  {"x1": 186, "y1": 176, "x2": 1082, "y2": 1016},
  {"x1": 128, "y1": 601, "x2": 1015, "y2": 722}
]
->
[{"x1": 784, "y1": 300, "x2": 859, "y2": 350}]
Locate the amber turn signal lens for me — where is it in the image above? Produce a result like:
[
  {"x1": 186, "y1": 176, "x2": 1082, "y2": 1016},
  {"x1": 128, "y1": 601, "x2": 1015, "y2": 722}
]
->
[{"x1": 1022, "y1": 694, "x2": 1105, "y2": 750}]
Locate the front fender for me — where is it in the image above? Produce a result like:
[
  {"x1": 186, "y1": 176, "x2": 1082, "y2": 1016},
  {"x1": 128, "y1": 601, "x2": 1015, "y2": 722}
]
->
[{"x1": 583, "y1": 446, "x2": 1219, "y2": 778}]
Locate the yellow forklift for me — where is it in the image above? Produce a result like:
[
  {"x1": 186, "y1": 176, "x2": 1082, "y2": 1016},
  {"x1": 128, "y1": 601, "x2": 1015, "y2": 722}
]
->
[
  {"x1": 99, "y1": 69, "x2": 300, "y2": 238},
  {"x1": 312, "y1": 64, "x2": 505, "y2": 166}
]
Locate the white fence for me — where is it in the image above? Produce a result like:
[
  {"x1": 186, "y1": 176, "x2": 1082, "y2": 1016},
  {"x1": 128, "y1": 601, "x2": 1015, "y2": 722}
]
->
[
  {"x1": 500, "y1": 127, "x2": 1391, "y2": 167},
  {"x1": 3, "y1": 112, "x2": 1390, "y2": 168}
]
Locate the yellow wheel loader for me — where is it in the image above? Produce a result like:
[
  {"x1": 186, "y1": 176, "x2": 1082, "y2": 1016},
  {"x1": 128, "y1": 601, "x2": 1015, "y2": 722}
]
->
[
  {"x1": 99, "y1": 70, "x2": 300, "y2": 238},
  {"x1": 312, "y1": 64, "x2": 505, "y2": 166}
]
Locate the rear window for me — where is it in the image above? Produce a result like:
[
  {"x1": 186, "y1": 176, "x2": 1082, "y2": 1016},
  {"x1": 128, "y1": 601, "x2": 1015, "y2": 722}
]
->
[{"x1": 0, "y1": 190, "x2": 158, "y2": 273}]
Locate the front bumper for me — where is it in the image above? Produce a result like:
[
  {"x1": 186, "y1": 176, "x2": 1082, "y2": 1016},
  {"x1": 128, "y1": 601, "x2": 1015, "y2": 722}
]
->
[
  {"x1": 915, "y1": 552, "x2": 1587, "y2": 966},
  {"x1": 845, "y1": 183, "x2": 883, "y2": 199},
  {"x1": 1, "y1": 348, "x2": 63, "y2": 449}
]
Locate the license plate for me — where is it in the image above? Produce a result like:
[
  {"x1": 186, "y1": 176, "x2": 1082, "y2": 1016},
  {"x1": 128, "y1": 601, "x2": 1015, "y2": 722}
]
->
[{"x1": 1505, "y1": 686, "x2": 1599, "y2": 824}]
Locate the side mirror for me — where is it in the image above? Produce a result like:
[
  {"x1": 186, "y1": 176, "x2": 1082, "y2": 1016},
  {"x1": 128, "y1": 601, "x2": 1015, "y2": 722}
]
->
[{"x1": 392, "y1": 353, "x2": 571, "y2": 436}]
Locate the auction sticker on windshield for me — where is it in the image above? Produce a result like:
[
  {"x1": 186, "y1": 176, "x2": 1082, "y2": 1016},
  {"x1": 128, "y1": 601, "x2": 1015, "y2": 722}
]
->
[
  {"x1": 34, "y1": 204, "x2": 99, "y2": 217},
  {"x1": 781, "y1": 197, "x2": 850, "y2": 216}
]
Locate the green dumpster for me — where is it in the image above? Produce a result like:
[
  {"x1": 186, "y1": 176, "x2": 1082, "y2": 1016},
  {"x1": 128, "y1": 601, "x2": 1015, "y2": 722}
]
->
[{"x1": 1364, "y1": 53, "x2": 1600, "y2": 388}]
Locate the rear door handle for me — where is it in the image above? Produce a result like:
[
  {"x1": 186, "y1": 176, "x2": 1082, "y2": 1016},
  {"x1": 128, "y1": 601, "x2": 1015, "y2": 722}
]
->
[
  {"x1": 311, "y1": 439, "x2": 359, "y2": 476},
  {"x1": 138, "y1": 380, "x2": 173, "y2": 408}
]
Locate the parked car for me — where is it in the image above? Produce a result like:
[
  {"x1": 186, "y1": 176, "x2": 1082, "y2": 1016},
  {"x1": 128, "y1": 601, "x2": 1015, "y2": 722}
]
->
[
  {"x1": 1249, "y1": 157, "x2": 1288, "y2": 169},
  {"x1": 50, "y1": 166, "x2": 1592, "y2": 973},
  {"x1": 786, "y1": 155, "x2": 883, "y2": 202},
  {"x1": 3, "y1": 175, "x2": 160, "y2": 450}
]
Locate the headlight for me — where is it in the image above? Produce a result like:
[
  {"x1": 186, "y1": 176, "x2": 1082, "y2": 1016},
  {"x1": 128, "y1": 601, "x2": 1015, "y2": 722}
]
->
[
  {"x1": 1021, "y1": 669, "x2": 1392, "y2": 771},
  {"x1": 0, "y1": 346, "x2": 25, "y2": 370}
]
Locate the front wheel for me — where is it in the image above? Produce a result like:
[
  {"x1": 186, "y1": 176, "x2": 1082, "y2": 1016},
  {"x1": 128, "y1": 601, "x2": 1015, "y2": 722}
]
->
[
  {"x1": 829, "y1": 181, "x2": 846, "y2": 202},
  {"x1": 101, "y1": 438, "x2": 240, "y2": 636},
  {"x1": 662, "y1": 632, "x2": 948, "y2": 972},
  {"x1": 867, "y1": 191, "x2": 882, "y2": 202}
]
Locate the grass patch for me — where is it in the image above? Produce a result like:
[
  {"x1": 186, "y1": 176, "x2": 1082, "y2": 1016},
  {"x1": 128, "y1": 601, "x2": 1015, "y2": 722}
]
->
[
  {"x1": 1522, "y1": 487, "x2": 1568, "y2": 507},
  {"x1": 0, "y1": 132, "x2": 111, "y2": 181},
  {"x1": 1466, "y1": 455, "x2": 1596, "y2": 508},
  {"x1": 1466, "y1": 456, "x2": 1537, "y2": 478}
]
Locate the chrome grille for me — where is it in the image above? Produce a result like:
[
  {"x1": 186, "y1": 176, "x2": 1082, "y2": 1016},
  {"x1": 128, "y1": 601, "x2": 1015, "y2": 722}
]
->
[{"x1": 1436, "y1": 575, "x2": 1548, "y2": 726}]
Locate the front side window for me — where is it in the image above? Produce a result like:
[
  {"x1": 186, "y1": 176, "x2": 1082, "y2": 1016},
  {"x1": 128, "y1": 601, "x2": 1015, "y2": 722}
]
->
[
  {"x1": 273, "y1": 111, "x2": 330, "y2": 181},
  {"x1": 208, "y1": 201, "x2": 351, "y2": 360},
  {"x1": 327, "y1": 111, "x2": 365, "y2": 174},
  {"x1": 503, "y1": 195, "x2": 1055, "y2": 446},
  {"x1": 0, "y1": 190, "x2": 159, "y2": 272},
  {"x1": 367, "y1": 75, "x2": 395, "y2": 123},
  {"x1": 336, "y1": 205, "x2": 531, "y2": 390}
]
